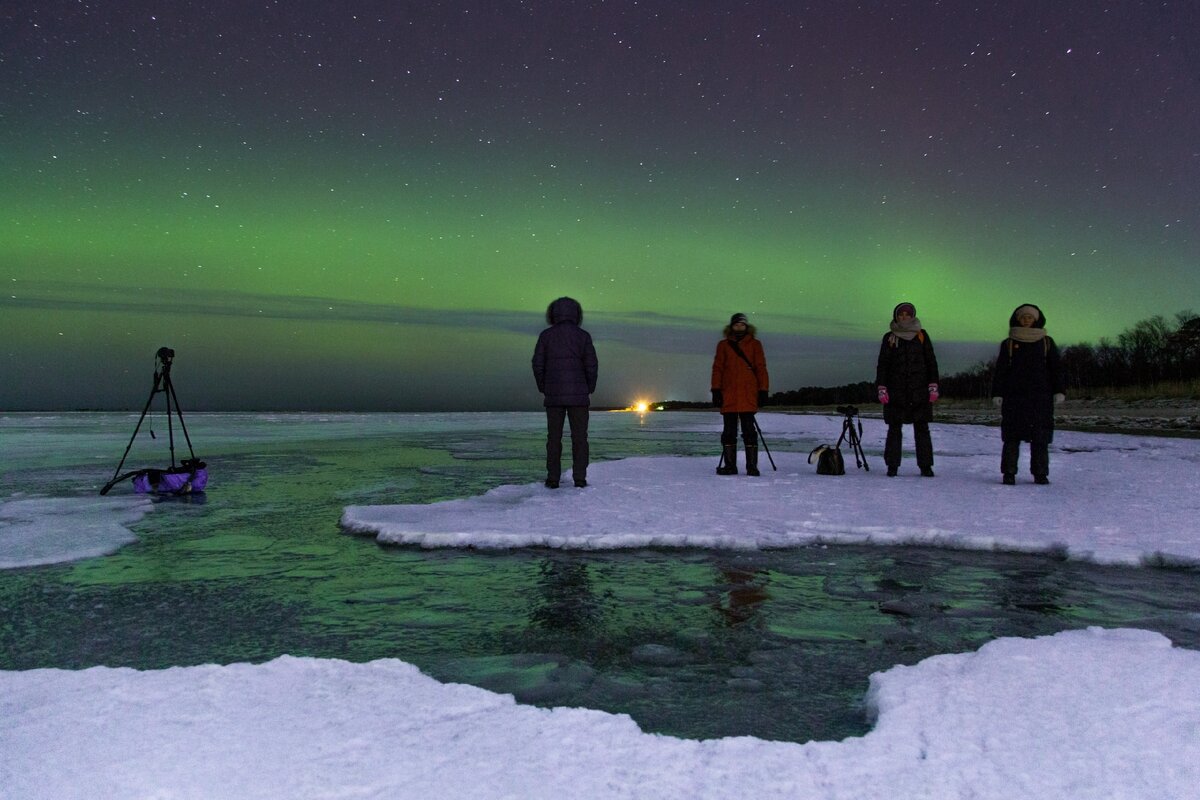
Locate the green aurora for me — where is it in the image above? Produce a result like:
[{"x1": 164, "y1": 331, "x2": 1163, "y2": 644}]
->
[{"x1": 3, "y1": 3, "x2": 1197, "y2": 409}]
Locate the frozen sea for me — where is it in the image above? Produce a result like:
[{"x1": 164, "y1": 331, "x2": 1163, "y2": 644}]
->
[{"x1": 3, "y1": 410, "x2": 1200, "y2": 799}]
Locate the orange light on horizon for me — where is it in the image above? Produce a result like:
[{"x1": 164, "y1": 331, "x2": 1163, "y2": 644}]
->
[{"x1": 633, "y1": 401, "x2": 650, "y2": 414}]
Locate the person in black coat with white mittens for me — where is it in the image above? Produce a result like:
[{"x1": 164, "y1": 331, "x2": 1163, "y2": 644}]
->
[
  {"x1": 875, "y1": 302, "x2": 940, "y2": 477},
  {"x1": 990, "y1": 303, "x2": 1065, "y2": 485}
]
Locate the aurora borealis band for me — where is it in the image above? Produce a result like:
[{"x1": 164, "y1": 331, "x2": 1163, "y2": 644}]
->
[{"x1": 3, "y1": 2, "x2": 1198, "y2": 410}]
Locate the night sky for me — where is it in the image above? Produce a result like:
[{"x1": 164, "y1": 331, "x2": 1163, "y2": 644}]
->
[{"x1": 4, "y1": 1, "x2": 1197, "y2": 410}]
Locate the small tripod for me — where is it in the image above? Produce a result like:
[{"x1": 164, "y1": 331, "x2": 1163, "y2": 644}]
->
[
  {"x1": 835, "y1": 405, "x2": 870, "y2": 471},
  {"x1": 101, "y1": 347, "x2": 202, "y2": 495}
]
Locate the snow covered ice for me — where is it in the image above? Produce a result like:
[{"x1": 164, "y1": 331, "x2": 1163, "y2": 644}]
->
[
  {"x1": 343, "y1": 413, "x2": 1200, "y2": 566},
  {"x1": 4, "y1": 412, "x2": 1200, "y2": 798},
  {"x1": 0, "y1": 495, "x2": 152, "y2": 569}
]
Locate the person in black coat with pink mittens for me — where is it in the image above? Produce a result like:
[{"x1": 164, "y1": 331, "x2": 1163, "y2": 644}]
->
[
  {"x1": 990, "y1": 303, "x2": 1065, "y2": 485},
  {"x1": 875, "y1": 302, "x2": 940, "y2": 477}
]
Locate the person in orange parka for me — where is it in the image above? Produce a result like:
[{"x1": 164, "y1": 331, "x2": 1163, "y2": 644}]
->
[{"x1": 711, "y1": 312, "x2": 769, "y2": 476}]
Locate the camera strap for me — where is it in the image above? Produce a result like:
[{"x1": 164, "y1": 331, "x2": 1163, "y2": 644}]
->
[{"x1": 727, "y1": 340, "x2": 758, "y2": 376}]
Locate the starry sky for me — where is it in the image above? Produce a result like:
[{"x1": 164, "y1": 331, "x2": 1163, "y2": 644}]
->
[{"x1": 3, "y1": 1, "x2": 1198, "y2": 410}]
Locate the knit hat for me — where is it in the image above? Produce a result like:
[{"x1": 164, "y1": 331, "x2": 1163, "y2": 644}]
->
[
  {"x1": 1009, "y1": 304, "x2": 1045, "y2": 329},
  {"x1": 730, "y1": 313, "x2": 748, "y2": 326},
  {"x1": 893, "y1": 302, "x2": 916, "y2": 320},
  {"x1": 1014, "y1": 305, "x2": 1040, "y2": 321}
]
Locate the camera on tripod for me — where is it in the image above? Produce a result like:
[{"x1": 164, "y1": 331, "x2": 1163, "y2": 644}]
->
[
  {"x1": 835, "y1": 405, "x2": 869, "y2": 471},
  {"x1": 100, "y1": 347, "x2": 207, "y2": 496}
]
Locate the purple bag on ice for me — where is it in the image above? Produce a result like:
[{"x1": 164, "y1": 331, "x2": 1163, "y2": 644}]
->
[{"x1": 132, "y1": 459, "x2": 208, "y2": 495}]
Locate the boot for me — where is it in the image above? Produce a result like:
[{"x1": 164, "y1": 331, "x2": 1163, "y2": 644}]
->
[
  {"x1": 1031, "y1": 442, "x2": 1050, "y2": 484},
  {"x1": 716, "y1": 443, "x2": 738, "y2": 475},
  {"x1": 745, "y1": 445, "x2": 760, "y2": 476},
  {"x1": 884, "y1": 424, "x2": 902, "y2": 477},
  {"x1": 1001, "y1": 440, "x2": 1020, "y2": 476}
]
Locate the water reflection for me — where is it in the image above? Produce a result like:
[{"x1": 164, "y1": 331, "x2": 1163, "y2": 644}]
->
[
  {"x1": 712, "y1": 564, "x2": 771, "y2": 629},
  {"x1": 529, "y1": 557, "x2": 611, "y2": 637}
]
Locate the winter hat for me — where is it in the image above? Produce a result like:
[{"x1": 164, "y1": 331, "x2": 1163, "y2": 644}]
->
[
  {"x1": 1014, "y1": 305, "x2": 1040, "y2": 321},
  {"x1": 730, "y1": 312, "x2": 748, "y2": 326},
  {"x1": 892, "y1": 302, "x2": 916, "y2": 320},
  {"x1": 1009, "y1": 303, "x2": 1045, "y2": 328}
]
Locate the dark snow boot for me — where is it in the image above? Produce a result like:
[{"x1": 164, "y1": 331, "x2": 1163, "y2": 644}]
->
[
  {"x1": 745, "y1": 445, "x2": 760, "y2": 476},
  {"x1": 716, "y1": 443, "x2": 738, "y2": 475}
]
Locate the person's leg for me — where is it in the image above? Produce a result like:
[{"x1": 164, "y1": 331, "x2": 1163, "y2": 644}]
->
[
  {"x1": 1031, "y1": 441, "x2": 1050, "y2": 484},
  {"x1": 718, "y1": 413, "x2": 738, "y2": 474},
  {"x1": 567, "y1": 406, "x2": 590, "y2": 486},
  {"x1": 545, "y1": 406, "x2": 566, "y2": 487},
  {"x1": 1001, "y1": 439, "x2": 1020, "y2": 483},
  {"x1": 884, "y1": 423, "x2": 903, "y2": 476},
  {"x1": 740, "y1": 413, "x2": 759, "y2": 476},
  {"x1": 914, "y1": 421, "x2": 934, "y2": 477}
]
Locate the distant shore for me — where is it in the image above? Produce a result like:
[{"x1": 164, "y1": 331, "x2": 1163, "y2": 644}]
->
[
  {"x1": 764, "y1": 398, "x2": 1200, "y2": 438},
  {"x1": 6, "y1": 403, "x2": 1199, "y2": 438}
]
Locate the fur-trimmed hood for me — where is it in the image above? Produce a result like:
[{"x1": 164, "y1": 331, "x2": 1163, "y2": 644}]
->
[
  {"x1": 546, "y1": 297, "x2": 583, "y2": 326},
  {"x1": 723, "y1": 324, "x2": 758, "y2": 338},
  {"x1": 1009, "y1": 303, "x2": 1046, "y2": 328}
]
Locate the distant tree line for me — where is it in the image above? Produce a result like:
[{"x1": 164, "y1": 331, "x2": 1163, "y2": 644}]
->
[
  {"x1": 939, "y1": 310, "x2": 1200, "y2": 399},
  {"x1": 767, "y1": 381, "x2": 877, "y2": 407}
]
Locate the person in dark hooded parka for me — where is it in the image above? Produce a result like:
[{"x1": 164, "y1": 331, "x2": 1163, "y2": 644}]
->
[
  {"x1": 990, "y1": 303, "x2": 1065, "y2": 485},
  {"x1": 875, "y1": 302, "x2": 940, "y2": 477},
  {"x1": 532, "y1": 297, "x2": 598, "y2": 488}
]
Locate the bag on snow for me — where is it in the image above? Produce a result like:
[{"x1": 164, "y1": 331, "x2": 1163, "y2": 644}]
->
[{"x1": 808, "y1": 445, "x2": 845, "y2": 476}]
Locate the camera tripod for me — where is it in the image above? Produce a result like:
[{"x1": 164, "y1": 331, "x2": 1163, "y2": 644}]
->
[
  {"x1": 835, "y1": 408, "x2": 870, "y2": 471},
  {"x1": 100, "y1": 347, "x2": 202, "y2": 495}
]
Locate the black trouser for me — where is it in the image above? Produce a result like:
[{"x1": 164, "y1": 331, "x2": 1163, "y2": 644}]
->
[
  {"x1": 546, "y1": 406, "x2": 589, "y2": 481},
  {"x1": 884, "y1": 421, "x2": 933, "y2": 469},
  {"x1": 721, "y1": 412, "x2": 757, "y2": 446},
  {"x1": 1001, "y1": 439, "x2": 1049, "y2": 477}
]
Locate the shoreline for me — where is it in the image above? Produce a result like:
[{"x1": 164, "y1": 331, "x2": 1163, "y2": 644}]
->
[
  {"x1": 4, "y1": 404, "x2": 1199, "y2": 439},
  {"x1": 770, "y1": 399, "x2": 1200, "y2": 439}
]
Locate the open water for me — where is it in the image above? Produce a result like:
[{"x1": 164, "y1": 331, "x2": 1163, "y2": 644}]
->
[{"x1": 2, "y1": 412, "x2": 1199, "y2": 743}]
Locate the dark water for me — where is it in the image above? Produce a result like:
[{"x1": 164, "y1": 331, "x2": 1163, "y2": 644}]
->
[{"x1": 2, "y1": 412, "x2": 1199, "y2": 743}]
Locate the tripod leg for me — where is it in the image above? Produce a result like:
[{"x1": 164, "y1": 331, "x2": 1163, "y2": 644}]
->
[
  {"x1": 857, "y1": 420, "x2": 869, "y2": 471},
  {"x1": 101, "y1": 372, "x2": 162, "y2": 495},
  {"x1": 163, "y1": 373, "x2": 177, "y2": 468},
  {"x1": 753, "y1": 418, "x2": 776, "y2": 471},
  {"x1": 164, "y1": 374, "x2": 199, "y2": 461},
  {"x1": 847, "y1": 427, "x2": 869, "y2": 471}
]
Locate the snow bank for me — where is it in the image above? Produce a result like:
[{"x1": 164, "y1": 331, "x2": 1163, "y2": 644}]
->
[{"x1": 3, "y1": 627, "x2": 1197, "y2": 799}]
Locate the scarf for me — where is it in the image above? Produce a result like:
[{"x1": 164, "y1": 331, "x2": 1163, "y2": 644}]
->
[
  {"x1": 889, "y1": 316, "x2": 923, "y2": 341},
  {"x1": 1009, "y1": 326, "x2": 1047, "y2": 343}
]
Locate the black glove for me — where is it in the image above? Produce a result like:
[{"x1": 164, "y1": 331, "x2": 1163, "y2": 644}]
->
[
  {"x1": 711, "y1": 389, "x2": 722, "y2": 408},
  {"x1": 758, "y1": 390, "x2": 768, "y2": 407}
]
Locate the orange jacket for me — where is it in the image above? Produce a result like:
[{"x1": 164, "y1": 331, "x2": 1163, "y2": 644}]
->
[{"x1": 711, "y1": 334, "x2": 768, "y2": 413}]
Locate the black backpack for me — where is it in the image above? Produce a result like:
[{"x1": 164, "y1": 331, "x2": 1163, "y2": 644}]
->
[{"x1": 808, "y1": 445, "x2": 845, "y2": 476}]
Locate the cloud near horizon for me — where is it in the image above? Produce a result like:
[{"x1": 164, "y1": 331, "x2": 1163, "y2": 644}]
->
[{"x1": 4, "y1": 282, "x2": 994, "y2": 411}]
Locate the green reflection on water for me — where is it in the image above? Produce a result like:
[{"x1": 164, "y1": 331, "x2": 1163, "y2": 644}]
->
[{"x1": 3, "y1": 415, "x2": 1200, "y2": 744}]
